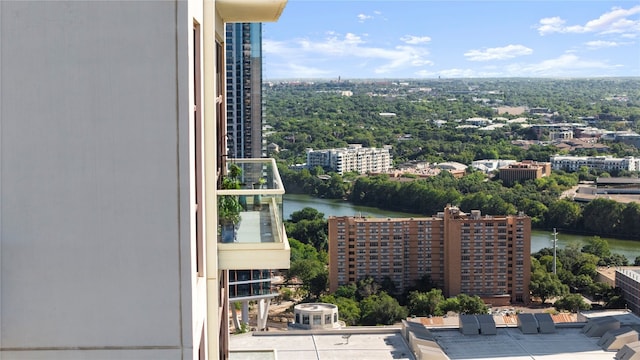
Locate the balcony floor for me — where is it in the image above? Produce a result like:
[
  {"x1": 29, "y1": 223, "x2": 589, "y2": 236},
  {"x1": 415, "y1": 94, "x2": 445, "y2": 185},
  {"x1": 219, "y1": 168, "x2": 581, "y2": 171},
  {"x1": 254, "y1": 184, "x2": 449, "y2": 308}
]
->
[{"x1": 236, "y1": 209, "x2": 273, "y2": 243}]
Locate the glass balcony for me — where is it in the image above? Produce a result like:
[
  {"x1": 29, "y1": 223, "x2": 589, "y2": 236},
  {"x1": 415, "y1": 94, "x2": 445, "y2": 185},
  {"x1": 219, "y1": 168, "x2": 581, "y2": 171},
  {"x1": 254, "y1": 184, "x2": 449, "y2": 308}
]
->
[{"x1": 217, "y1": 158, "x2": 290, "y2": 270}]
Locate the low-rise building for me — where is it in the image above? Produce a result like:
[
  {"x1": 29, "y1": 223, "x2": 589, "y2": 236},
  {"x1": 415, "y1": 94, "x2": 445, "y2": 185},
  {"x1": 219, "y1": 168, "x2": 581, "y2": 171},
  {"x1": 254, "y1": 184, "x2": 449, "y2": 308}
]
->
[
  {"x1": 306, "y1": 144, "x2": 392, "y2": 175},
  {"x1": 616, "y1": 267, "x2": 640, "y2": 316},
  {"x1": 472, "y1": 159, "x2": 517, "y2": 174},
  {"x1": 551, "y1": 155, "x2": 638, "y2": 173},
  {"x1": 499, "y1": 160, "x2": 551, "y2": 185}
]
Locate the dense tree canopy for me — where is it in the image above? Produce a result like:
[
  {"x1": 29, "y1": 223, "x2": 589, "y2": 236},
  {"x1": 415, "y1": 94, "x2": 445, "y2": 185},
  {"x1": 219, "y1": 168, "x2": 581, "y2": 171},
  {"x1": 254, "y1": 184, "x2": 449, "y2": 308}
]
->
[{"x1": 266, "y1": 79, "x2": 640, "y2": 165}]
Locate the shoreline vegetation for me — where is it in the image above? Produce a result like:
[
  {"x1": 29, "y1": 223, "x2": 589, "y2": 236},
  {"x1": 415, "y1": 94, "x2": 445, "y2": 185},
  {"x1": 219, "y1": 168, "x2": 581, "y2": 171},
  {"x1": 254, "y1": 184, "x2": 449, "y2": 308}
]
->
[{"x1": 280, "y1": 167, "x2": 640, "y2": 242}]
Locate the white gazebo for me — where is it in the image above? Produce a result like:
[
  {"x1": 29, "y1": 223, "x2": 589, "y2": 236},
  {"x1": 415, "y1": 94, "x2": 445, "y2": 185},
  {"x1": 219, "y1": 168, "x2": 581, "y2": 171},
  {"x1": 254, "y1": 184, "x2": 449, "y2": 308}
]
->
[{"x1": 293, "y1": 303, "x2": 341, "y2": 329}]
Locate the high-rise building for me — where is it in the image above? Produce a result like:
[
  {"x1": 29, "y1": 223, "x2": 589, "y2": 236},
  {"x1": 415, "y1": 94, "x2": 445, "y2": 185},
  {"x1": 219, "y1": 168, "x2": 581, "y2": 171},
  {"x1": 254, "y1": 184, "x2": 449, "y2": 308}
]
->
[
  {"x1": 0, "y1": 1, "x2": 289, "y2": 359},
  {"x1": 226, "y1": 23, "x2": 265, "y2": 159},
  {"x1": 328, "y1": 216, "x2": 446, "y2": 293},
  {"x1": 328, "y1": 206, "x2": 531, "y2": 305},
  {"x1": 225, "y1": 22, "x2": 279, "y2": 332}
]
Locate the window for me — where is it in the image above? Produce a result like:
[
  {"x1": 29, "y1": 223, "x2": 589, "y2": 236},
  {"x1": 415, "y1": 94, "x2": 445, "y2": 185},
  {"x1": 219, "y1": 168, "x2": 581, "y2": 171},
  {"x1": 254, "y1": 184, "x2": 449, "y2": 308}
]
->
[
  {"x1": 313, "y1": 315, "x2": 322, "y2": 325},
  {"x1": 325, "y1": 314, "x2": 332, "y2": 324},
  {"x1": 303, "y1": 315, "x2": 309, "y2": 325}
]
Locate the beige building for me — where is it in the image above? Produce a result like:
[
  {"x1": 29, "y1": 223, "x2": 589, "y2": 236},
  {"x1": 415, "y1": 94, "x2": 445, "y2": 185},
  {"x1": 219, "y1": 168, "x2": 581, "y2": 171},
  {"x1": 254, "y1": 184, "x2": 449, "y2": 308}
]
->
[
  {"x1": 499, "y1": 160, "x2": 551, "y2": 185},
  {"x1": 1, "y1": 1, "x2": 289, "y2": 359},
  {"x1": 328, "y1": 206, "x2": 531, "y2": 305},
  {"x1": 329, "y1": 216, "x2": 446, "y2": 293},
  {"x1": 442, "y1": 207, "x2": 531, "y2": 304}
]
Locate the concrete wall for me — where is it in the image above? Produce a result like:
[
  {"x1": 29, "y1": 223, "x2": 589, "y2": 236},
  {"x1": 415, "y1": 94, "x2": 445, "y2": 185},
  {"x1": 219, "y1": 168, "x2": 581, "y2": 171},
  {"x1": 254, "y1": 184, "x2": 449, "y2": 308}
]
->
[{"x1": 1, "y1": 1, "x2": 199, "y2": 358}]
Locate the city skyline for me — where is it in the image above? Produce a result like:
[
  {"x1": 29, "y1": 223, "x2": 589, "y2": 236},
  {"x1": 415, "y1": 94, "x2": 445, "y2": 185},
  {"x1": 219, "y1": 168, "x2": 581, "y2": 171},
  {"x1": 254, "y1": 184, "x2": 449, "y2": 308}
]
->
[{"x1": 263, "y1": 1, "x2": 640, "y2": 79}]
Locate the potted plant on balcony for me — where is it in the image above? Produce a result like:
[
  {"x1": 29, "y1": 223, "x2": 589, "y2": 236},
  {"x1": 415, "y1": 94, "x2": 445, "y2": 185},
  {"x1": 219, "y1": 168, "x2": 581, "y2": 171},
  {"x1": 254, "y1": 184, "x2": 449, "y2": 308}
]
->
[
  {"x1": 252, "y1": 177, "x2": 267, "y2": 211},
  {"x1": 219, "y1": 163, "x2": 243, "y2": 243}
]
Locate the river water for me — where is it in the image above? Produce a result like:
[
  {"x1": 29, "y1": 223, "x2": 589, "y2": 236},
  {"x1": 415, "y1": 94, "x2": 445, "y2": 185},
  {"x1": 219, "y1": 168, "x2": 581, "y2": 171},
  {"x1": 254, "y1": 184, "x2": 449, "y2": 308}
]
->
[{"x1": 283, "y1": 194, "x2": 640, "y2": 261}]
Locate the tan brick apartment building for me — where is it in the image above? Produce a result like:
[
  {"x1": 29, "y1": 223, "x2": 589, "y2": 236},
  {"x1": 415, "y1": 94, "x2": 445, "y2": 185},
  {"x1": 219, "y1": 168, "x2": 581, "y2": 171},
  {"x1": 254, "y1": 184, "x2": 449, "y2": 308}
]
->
[
  {"x1": 328, "y1": 206, "x2": 531, "y2": 305},
  {"x1": 499, "y1": 160, "x2": 551, "y2": 185}
]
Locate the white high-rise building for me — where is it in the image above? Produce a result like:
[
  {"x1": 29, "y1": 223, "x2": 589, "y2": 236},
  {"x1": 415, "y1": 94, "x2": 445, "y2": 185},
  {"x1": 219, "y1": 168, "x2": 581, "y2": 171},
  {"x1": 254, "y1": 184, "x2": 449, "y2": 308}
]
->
[{"x1": 0, "y1": 1, "x2": 289, "y2": 359}]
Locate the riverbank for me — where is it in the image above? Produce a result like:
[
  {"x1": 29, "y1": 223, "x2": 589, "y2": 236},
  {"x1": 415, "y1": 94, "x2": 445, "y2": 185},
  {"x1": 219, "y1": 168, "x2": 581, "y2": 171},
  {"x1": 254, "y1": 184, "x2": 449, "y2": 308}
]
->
[{"x1": 284, "y1": 194, "x2": 640, "y2": 261}]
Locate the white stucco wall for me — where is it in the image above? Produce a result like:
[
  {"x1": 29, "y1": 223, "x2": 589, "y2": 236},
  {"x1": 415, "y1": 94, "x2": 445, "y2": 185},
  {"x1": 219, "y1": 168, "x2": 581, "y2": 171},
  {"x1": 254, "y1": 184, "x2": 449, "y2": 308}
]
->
[{"x1": 1, "y1": 1, "x2": 199, "y2": 358}]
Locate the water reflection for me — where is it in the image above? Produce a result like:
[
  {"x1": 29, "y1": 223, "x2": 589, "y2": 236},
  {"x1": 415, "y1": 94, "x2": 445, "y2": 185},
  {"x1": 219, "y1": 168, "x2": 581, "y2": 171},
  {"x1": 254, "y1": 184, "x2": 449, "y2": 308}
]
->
[{"x1": 284, "y1": 194, "x2": 640, "y2": 261}]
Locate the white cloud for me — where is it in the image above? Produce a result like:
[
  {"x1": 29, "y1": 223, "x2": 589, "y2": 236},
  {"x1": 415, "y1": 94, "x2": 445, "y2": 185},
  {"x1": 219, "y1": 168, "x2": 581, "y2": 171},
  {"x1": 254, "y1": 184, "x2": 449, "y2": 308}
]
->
[
  {"x1": 509, "y1": 53, "x2": 621, "y2": 77},
  {"x1": 275, "y1": 63, "x2": 333, "y2": 79},
  {"x1": 536, "y1": 16, "x2": 566, "y2": 35},
  {"x1": 401, "y1": 35, "x2": 432, "y2": 44},
  {"x1": 584, "y1": 40, "x2": 624, "y2": 49},
  {"x1": 426, "y1": 54, "x2": 624, "y2": 78},
  {"x1": 264, "y1": 32, "x2": 433, "y2": 77},
  {"x1": 357, "y1": 13, "x2": 372, "y2": 23},
  {"x1": 584, "y1": 6, "x2": 640, "y2": 34},
  {"x1": 434, "y1": 68, "x2": 477, "y2": 78},
  {"x1": 537, "y1": 5, "x2": 640, "y2": 35},
  {"x1": 374, "y1": 46, "x2": 434, "y2": 74},
  {"x1": 464, "y1": 44, "x2": 533, "y2": 61}
]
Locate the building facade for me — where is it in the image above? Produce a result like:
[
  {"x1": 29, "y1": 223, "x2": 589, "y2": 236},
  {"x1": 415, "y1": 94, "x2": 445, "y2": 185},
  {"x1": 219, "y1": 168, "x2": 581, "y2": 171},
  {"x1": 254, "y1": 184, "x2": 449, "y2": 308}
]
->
[
  {"x1": 328, "y1": 216, "x2": 446, "y2": 293},
  {"x1": 225, "y1": 22, "x2": 265, "y2": 159},
  {"x1": 225, "y1": 21, "x2": 279, "y2": 332},
  {"x1": 306, "y1": 144, "x2": 393, "y2": 175},
  {"x1": 616, "y1": 268, "x2": 640, "y2": 316},
  {"x1": 551, "y1": 155, "x2": 638, "y2": 173},
  {"x1": 0, "y1": 1, "x2": 288, "y2": 359},
  {"x1": 442, "y1": 207, "x2": 531, "y2": 304},
  {"x1": 328, "y1": 206, "x2": 531, "y2": 304},
  {"x1": 499, "y1": 160, "x2": 551, "y2": 185}
]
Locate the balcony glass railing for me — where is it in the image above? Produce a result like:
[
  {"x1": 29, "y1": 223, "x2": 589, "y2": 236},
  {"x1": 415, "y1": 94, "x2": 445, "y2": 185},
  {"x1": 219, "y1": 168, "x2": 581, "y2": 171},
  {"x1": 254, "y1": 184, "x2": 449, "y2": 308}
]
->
[{"x1": 217, "y1": 158, "x2": 285, "y2": 245}]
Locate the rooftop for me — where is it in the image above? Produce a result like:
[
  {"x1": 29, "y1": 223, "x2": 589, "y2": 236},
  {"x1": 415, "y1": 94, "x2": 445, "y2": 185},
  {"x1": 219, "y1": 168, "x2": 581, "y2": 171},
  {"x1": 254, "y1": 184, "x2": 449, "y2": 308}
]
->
[
  {"x1": 433, "y1": 326, "x2": 612, "y2": 360},
  {"x1": 230, "y1": 311, "x2": 640, "y2": 360},
  {"x1": 230, "y1": 329, "x2": 413, "y2": 360}
]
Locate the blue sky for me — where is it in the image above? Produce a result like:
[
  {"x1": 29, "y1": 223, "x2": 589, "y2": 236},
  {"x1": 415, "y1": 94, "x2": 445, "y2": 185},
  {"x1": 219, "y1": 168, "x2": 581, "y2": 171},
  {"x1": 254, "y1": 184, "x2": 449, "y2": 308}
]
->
[{"x1": 262, "y1": 1, "x2": 640, "y2": 79}]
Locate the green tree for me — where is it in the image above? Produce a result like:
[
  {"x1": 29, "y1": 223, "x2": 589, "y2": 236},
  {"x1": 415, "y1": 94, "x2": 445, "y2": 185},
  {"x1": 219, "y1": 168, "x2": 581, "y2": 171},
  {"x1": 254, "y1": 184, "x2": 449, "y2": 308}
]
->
[
  {"x1": 588, "y1": 282, "x2": 613, "y2": 304},
  {"x1": 530, "y1": 269, "x2": 568, "y2": 304},
  {"x1": 456, "y1": 294, "x2": 489, "y2": 315},
  {"x1": 286, "y1": 258, "x2": 327, "y2": 296},
  {"x1": 546, "y1": 199, "x2": 581, "y2": 229},
  {"x1": 289, "y1": 237, "x2": 325, "y2": 263},
  {"x1": 334, "y1": 283, "x2": 357, "y2": 299},
  {"x1": 435, "y1": 297, "x2": 460, "y2": 316},
  {"x1": 601, "y1": 253, "x2": 629, "y2": 267},
  {"x1": 407, "y1": 289, "x2": 445, "y2": 316},
  {"x1": 360, "y1": 292, "x2": 407, "y2": 325},
  {"x1": 581, "y1": 237, "x2": 611, "y2": 259},
  {"x1": 554, "y1": 294, "x2": 592, "y2": 312},
  {"x1": 319, "y1": 294, "x2": 360, "y2": 325},
  {"x1": 285, "y1": 208, "x2": 328, "y2": 252},
  {"x1": 620, "y1": 202, "x2": 640, "y2": 238},
  {"x1": 581, "y1": 198, "x2": 624, "y2": 235},
  {"x1": 356, "y1": 276, "x2": 382, "y2": 300},
  {"x1": 289, "y1": 207, "x2": 324, "y2": 222}
]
